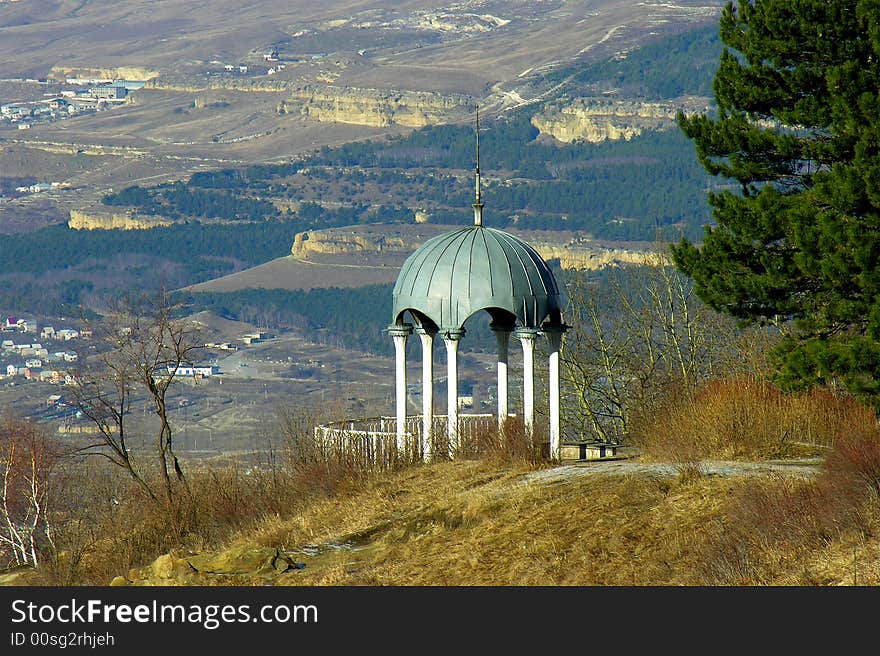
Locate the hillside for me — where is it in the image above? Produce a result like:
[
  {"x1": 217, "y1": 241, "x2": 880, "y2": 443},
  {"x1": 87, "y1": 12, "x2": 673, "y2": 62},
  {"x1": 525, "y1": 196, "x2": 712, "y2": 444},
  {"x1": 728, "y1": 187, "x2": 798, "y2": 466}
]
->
[
  {"x1": 95, "y1": 457, "x2": 880, "y2": 587},
  {"x1": 0, "y1": 1, "x2": 725, "y2": 232}
]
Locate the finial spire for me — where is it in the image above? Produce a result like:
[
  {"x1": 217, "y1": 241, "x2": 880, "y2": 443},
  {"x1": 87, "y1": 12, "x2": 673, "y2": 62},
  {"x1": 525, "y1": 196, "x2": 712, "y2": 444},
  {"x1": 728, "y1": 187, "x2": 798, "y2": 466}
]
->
[{"x1": 473, "y1": 107, "x2": 483, "y2": 227}]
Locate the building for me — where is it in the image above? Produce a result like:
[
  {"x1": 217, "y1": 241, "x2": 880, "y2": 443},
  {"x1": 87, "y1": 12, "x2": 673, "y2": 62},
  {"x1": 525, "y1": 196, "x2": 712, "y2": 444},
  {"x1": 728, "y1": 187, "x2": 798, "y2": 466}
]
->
[
  {"x1": 40, "y1": 370, "x2": 63, "y2": 383},
  {"x1": 113, "y1": 80, "x2": 146, "y2": 91},
  {"x1": 89, "y1": 85, "x2": 128, "y2": 100},
  {"x1": 317, "y1": 122, "x2": 568, "y2": 463},
  {"x1": 0, "y1": 104, "x2": 30, "y2": 118},
  {"x1": 165, "y1": 365, "x2": 219, "y2": 378},
  {"x1": 4, "y1": 317, "x2": 29, "y2": 332}
]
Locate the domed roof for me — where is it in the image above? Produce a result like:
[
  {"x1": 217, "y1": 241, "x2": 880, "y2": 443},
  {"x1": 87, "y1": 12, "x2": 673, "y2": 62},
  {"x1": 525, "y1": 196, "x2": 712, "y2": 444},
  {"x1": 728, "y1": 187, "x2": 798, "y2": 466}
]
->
[{"x1": 392, "y1": 225, "x2": 563, "y2": 331}]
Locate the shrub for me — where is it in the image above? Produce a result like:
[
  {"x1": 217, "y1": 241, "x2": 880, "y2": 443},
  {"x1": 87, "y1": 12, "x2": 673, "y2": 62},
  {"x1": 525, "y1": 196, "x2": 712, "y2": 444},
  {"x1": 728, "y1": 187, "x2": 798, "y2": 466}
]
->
[{"x1": 632, "y1": 377, "x2": 877, "y2": 462}]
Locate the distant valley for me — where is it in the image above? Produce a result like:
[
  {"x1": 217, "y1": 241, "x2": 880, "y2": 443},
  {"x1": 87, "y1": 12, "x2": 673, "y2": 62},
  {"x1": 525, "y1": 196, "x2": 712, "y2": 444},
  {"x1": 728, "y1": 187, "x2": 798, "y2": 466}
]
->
[{"x1": 0, "y1": 0, "x2": 726, "y2": 451}]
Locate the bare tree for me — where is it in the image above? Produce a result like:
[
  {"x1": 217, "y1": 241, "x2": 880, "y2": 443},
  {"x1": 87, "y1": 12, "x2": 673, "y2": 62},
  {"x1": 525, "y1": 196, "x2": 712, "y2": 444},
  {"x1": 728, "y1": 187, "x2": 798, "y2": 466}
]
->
[
  {"x1": 69, "y1": 291, "x2": 204, "y2": 508},
  {"x1": 560, "y1": 256, "x2": 769, "y2": 443},
  {"x1": 0, "y1": 418, "x2": 59, "y2": 568}
]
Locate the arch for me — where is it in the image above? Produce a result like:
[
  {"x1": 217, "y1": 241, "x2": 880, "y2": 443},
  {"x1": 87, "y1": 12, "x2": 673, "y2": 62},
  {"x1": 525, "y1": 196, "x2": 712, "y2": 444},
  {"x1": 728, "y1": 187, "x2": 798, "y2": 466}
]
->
[{"x1": 395, "y1": 308, "x2": 438, "y2": 333}]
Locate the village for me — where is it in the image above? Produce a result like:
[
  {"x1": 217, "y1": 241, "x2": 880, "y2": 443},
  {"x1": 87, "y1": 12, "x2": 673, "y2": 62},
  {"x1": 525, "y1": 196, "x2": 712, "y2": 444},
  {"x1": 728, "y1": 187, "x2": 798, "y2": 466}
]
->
[
  {"x1": 0, "y1": 310, "x2": 315, "y2": 451},
  {"x1": 0, "y1": 77, "x2": 144, "y2": 131},
  {"x1": 0, "y1": 316, "x2": 282, "y2": 385}
]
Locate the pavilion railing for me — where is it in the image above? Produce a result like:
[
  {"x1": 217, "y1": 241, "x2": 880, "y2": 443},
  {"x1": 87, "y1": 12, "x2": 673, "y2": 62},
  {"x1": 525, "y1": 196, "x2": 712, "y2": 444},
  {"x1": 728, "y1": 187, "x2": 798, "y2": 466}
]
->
[{"x1": 312, "y1": 414, "x2": 509, "y2": 470}]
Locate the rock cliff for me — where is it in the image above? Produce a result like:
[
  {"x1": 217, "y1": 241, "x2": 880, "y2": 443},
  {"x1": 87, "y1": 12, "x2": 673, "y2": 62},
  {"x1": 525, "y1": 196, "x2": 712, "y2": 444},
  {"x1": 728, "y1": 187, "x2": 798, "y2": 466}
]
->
[
  {"x1": 68, "y1": 209, "x2": 173, "y2": 230},
  {"x1": 280, "y1": 85, "x2": 470, "y2": 128},
  {"x1": 49, "y1": 65, "x2": 159, "y2": 81},
  {"x1": 531, "y1": 96, "x2": 711, "y2": 144},
  {"x1": 292, "y1": 229, "x2": 410, "y2": 256},
  {"x1": 148, "y1": 74, "x2": 293, "y2": 93},
  {"x1": 291, "y1": 227, "x2": 666, "y2": 270}
]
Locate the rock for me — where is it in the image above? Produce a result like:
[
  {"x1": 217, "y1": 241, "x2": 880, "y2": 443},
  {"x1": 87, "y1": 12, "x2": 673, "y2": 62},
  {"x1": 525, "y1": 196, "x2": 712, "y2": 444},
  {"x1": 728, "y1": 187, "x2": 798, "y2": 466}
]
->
[
  {"x1": 287, "y1": 84, "x2": 470, "y2": 128},
  {"x1": 0, "y1": 565, "x2": 37, "y2": 586},
  {"x1": 68, "y1": 209, "x2": 173, "y2": 231},
  {"x1": 291, "y1": 229, "x2": 409, "y2": 258},
  {"x1": 186, "y1": 546, "x2": 282, "y2": 576},
  {"x1": 49, "y1": 65, "x2": 158, "y2": 82},
  {"x1": 531, "y1": 96, "x2": 712, "y2": 144},
  {"x1": 290, "y1": 225, "x2": 667, "y2": 272},
  {"x1": 150, "y1": 554, "x2": 175, "y2": 579},
  {"x1": 143, "y1": 552, "x2": 196, "y2": 581}
]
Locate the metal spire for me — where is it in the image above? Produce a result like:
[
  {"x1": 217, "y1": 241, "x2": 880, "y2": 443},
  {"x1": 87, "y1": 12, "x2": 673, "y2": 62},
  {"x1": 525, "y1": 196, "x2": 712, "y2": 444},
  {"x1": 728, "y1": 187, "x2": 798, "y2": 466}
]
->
[{"x1": 473, "y1": 107, "x2": 483, "y2": 227}]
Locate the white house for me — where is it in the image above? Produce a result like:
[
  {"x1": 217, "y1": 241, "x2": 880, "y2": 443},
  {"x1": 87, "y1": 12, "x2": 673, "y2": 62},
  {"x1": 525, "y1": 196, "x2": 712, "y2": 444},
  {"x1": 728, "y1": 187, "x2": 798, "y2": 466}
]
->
[{"x1": 165, "y1": 364, "x2": 219, "y2": 378}]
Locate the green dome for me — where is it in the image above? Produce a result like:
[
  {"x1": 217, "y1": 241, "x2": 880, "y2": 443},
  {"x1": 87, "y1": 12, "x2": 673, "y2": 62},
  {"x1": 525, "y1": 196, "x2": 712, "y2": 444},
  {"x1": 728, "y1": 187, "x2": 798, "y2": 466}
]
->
[{"x1": 392, "y1": 225, "x2": 563, "y2": 331}]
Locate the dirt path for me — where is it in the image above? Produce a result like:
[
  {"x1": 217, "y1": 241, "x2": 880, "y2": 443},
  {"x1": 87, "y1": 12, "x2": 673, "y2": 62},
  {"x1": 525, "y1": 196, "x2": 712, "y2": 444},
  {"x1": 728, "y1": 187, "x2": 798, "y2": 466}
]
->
[{"x1": 523, "y1": 457, "x2": 825, "y2": 485}]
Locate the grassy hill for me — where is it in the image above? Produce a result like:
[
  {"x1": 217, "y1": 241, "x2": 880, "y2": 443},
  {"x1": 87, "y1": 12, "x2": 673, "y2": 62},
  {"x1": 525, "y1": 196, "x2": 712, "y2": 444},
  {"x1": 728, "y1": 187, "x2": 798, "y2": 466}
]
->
[
  {"x1": 3, "y1": 369, "x2": 879, "y2": 588},
  {"x1": 99, "y1": 455, "x2": 880, "y2": 586}
]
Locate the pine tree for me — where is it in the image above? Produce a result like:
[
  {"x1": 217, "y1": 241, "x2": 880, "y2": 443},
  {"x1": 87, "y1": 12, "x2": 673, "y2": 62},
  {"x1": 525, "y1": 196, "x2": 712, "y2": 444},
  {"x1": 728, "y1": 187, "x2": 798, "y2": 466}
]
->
[{"x1": 673, "y1": 0, "x2": 880, "y2": 404}]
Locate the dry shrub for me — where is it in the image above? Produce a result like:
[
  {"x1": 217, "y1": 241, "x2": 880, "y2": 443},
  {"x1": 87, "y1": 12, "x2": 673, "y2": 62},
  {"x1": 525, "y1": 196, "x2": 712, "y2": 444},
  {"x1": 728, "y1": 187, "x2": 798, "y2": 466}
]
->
[
  {"x1": 466, "y1": 417, "x2": 548, "y2": 467},
  {"x1": 823, "y1": 426, "x2": 880, "y2": 499},
  {"x1": 632, "y1": 377, "x2": 877, "y2": 462},
  {"x1": 695, "y1": 427, "x2": 880, "y2": 584}
]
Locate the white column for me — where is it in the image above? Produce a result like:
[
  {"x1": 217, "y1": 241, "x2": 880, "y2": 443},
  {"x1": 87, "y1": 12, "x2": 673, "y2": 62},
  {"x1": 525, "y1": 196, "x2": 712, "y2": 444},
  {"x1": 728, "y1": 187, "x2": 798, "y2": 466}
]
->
[
  {"x1": 444, "y1": 329, "x2": 465, "y2": 457},
  {"x1": 416, "y1": 327, "x2": 436, "y2": 462},
  {"x1": 543, "y1": 323, "x2": 567, "y2": 461},
  {"x1": 515, "y1": 328, "x2": 538, "y2": 438},
  {"x1": 491, "y1": 323, "x2": 512, "y2": 432},
  {"x1": 388, "y1": 324, "x2": 413, "y2": 456}
]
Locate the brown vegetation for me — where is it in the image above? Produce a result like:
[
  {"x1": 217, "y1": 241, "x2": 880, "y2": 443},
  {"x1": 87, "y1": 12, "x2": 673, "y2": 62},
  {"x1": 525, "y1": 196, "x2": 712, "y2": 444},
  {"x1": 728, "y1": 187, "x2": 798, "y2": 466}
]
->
[
  {"x1": 1, "y1": 376, "x2": 875, "y2": 587},
  {"x1": 632, "y1": 377, "x2": 876, "y2": 462}
]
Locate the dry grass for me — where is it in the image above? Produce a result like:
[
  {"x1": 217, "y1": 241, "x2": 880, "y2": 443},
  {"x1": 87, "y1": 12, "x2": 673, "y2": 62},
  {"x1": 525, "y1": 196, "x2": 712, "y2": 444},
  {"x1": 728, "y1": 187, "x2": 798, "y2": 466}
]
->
[
  {"x1": 692, "y1": 426, "x2": 880, "y2": 585},
  {"x1": 631, "y1": 377, "x2": 877, "y2": 462},
  {"x1": 29, "y1": 447, "x2": 880, "y2": 587},
  {"x1": 22, "y1": 382, "x2": 880, "y2": 586}
]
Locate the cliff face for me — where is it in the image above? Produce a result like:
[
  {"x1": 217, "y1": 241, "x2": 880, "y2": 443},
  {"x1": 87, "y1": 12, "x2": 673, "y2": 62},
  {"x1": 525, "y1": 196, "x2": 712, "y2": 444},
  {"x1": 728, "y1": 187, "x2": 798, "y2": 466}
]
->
[
  {"x1": 292, "y1": 229, "x2": 410, "y2": 256},
  {"x1": 148, "y1": 76, "x2": 469, "y2": 128},
  {"x1": 49, "y1": 65, "x2": 158, "y2": 81},
  {"x1": 532, "y1": 242, "x2": 668, "y2": 270},
  {"x1": 531, "y1": 96, "x2": 711, "y2": 144},
  {"x1": 148, "y1": 74, "x2": 292, "y2": 93},
  {"x1": 281, "y1": 85, "x2": 470, "y2": 128},
  {"x1": 68, "y1": 209, "x2": 172, "y2": 230},
  {"x1": 291, "y1": 228, "x2": 665, "y2": 271}
]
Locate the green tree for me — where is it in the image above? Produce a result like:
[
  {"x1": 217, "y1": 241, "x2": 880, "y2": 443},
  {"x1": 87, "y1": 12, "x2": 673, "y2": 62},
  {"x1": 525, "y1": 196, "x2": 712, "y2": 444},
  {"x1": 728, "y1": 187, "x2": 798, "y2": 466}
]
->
[{"x1": 672, "y1": 0, "x2": 880, "y2": 404}]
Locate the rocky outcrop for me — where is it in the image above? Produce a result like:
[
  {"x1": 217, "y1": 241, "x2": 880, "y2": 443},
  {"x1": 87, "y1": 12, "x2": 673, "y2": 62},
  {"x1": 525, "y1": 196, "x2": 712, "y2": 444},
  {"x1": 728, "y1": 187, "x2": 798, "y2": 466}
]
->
[
  {"x1": 531, "y1": 96, "x2": 711, "y2": 144},
  {"x1": 291, "y1": 227, "x2": 666, "y2": 270},
  {"x1": 49, "y1": 65, "x2": 158, "y2": 82},
  {"x1": 532, "y1": 242, "x2": 668, "y2": 270},
  {"x1": 69, "y1": 209, "x2": 173, "y2": 230},
  {"x1": 8, "y1": 140, "x2": 148, "y2": 158},
  {"x1": 292, "y1": 229, "x2": 410, "y2": 256},
  {"x1": 148, "y1": 74, "x2": 293, "y2": 93},
  {"x1": 281, "y1": 85, "x2": 471, "y2": 128},
  {"x1": 111, "y1": 546, "x2": 305, "y2": 586},
  {"x1": 148, "y1": 76, "x2": 470, "y2": 127}
]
